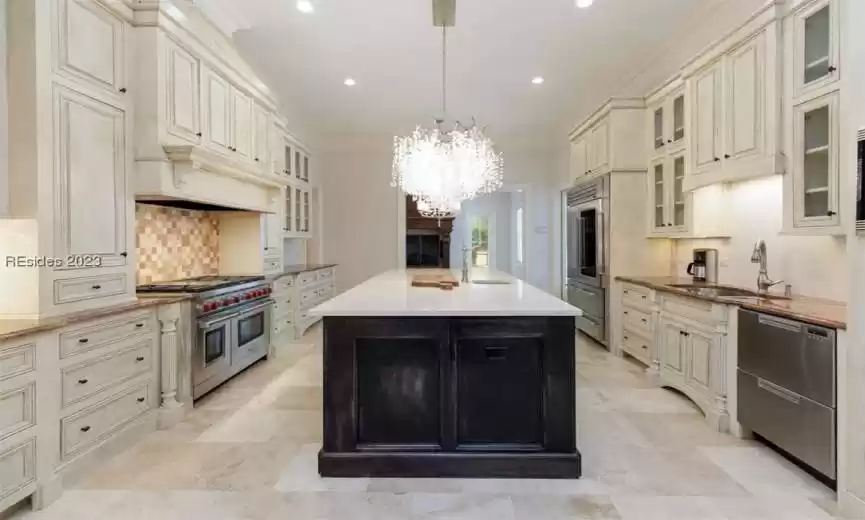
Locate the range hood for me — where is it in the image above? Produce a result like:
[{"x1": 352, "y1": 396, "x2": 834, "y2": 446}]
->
[{"x1": 135, "y1": 145, "x2": 287, "y2": 213}]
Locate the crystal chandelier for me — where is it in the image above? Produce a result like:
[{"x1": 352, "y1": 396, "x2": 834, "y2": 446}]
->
[{"x1": 392, "y1": 1, "x2": 503, "y2": 218}]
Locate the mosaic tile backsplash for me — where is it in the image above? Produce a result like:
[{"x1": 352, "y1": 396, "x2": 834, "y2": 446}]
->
[{"x1": 136, "y1": 204, "x2": 220, "y2": 285}]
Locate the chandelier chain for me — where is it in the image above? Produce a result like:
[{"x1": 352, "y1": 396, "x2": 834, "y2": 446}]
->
[{"x1": 441, "y1": 25, "x2": 447, "y2": 118}]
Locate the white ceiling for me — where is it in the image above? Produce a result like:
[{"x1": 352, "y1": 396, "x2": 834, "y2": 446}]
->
[{"x1": 228, "y1": 0, "x2": 719, "y2": 139}]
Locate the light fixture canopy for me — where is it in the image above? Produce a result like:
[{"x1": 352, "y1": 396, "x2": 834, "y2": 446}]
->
[{"x1": 297, "y1": 0, "x2": 314, "y2": 13}]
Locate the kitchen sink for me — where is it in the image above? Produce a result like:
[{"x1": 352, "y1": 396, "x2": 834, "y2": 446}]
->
[
  {"x1": 471, "y1": 280, "x2": 512, "y2": 285},
  {"x1": 669, "y1": 284, "x2": 790, "y2": 300}
]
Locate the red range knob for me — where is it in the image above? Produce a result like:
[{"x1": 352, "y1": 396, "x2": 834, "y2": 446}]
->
[
  {"x1": 257, "y1": 290, "x2": 266, "y2": 296},
  {"x1": 203, "y1": 303, "x2": 212, "y2": 312}
]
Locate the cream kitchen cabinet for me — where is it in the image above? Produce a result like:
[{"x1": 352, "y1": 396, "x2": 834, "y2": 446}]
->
[
  {"x1": 649, "y1": 87, "x2": 685, "y2": 159},
  {"x1": 568, "y1": 98, "x2": 646, "y2": 179},
  {"x1": 617, "y1": 283, "x2": 657, "y2": 369},
  {"x1": 790, "y1": 0, "x2": 840, "y2": 102},
  {"x1": 682, "y1": 2, "x2": 784, "y2": 190},
  {"x1": 53, "y1": 86, "x2": 129, "y2": 270},
  {"x1": 202, "y1": 66, "x2": 232, "y2": 155},
  {"x1": 53, "y1": 0, "x2": 127, "y2": 98},
  {"x1": 163, "y1": 37, "x2": 201, "y2": 145},
  {"x1": 229, "y1": 86, "x2": 253, "y2": 161},
  {"x1": 252, "y1": 104, "x2": 270, "y2": 168},
  {"x1": 648, "y1": 152, "x2": 688, "y2": 236},
  {"x1": 270, "y1": 267, "x2": 337, "y2": 342}
]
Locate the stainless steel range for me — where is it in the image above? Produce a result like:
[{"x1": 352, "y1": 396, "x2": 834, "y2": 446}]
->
[{"x1": 137, "y1": 276, "x2": 273, "y2": 400}]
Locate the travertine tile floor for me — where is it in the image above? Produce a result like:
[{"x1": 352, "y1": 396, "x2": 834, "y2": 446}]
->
[{"x1": 14, "y1": 327, "x2": 842, "y2": 519}]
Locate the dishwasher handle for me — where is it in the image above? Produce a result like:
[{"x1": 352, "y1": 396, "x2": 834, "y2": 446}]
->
[
  {"x1": 758, "y1": 378, "x2": 801, "y2": 405},
  {"x1": 757, "y1": 314, "x2": 802, "y2": 333}
]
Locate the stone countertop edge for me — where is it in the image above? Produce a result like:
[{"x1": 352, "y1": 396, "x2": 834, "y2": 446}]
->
[
  {"x1": 268, "y1": 264, "x2": 338, "y2": 280},
  {"x1": 0, "y1": 294, "x2": 195, "y2": 343},
  {"x1": 615, "y1": 276, "x2": 846, "y2": 330}
]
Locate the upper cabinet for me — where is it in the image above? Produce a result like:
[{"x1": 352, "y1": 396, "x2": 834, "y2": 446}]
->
[
  {"x1": 54, "y1": 0, "x2": 127, "y2": 97},
  {"x1": 792, "y1": 0, "x2": 839, "y2": 101},
  {"x1": 202, "y1": 66, "x2": 232, "y2": 155},
  {"x1": 682, "y1": 3, "x2": 784, "y2": 191},
  {"x1": 567, "y1": 99, "x2": 645, "y2": 183},
  {"x1": 253, "y1": 104, "x2": 270, "y2": 168},
  {"x1": 650, "y1": 88, "x2": 685, "y2": 158},
  {"x1": 164, "y1": 38, "x2": 201, "y2": 144},
  {"x1": 229, "y1": 86, "x2": 253, "y2": 161}
]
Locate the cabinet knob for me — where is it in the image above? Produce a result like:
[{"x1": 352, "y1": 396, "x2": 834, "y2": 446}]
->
[
  {"x1": 119, "y1": 87, "x2": 127, "y2": 93},
  {"x1": 255, "y1": 158, "x2": 260, "y2": 162},
  {"x1": 120, "y1": 251, "x2": 128, "y2": 257},
  {"x1": 196, "y1": 132, "x2": 202, "y2": 137},
  {"x1": 828, "y1": 66, "x2": 837, "y2": 73},
  {"x1": 624, "y1": 335, "x2": 629, "y2": 340},
  {"x1": 724, "y1": 154, "x2": 731, "y2": 159},
  {"x1": 714, "y1": 157, "x2": 720, "y2": 162},
  {"x1": 91, "y1": 284, "x2": 102, "y2": 290},
  {"x1": 136, "y1": 356, "x2": 145, "y2": 362},
  {"x1": 78, "y1": 378, "x2": 88, "y2": 385},
  {"x1": 667, "y1": 139, "x2": 672, "y2": 144},
  {"x1": 80, "y1": 426, "x2": 91, "y2": 432},
  {"x1": 667, "y1": 223, "x2": 672, "y2": 227},
  {"x1": 78, "y1": 338, "x2": 89, "y2": 344},
  {"x1": 642, "y1": 318, "x2": 648, "y2": 323},
  {"x1": 827, "y1": 211, "x2": 837, "y2": 217},
  {"x1": 137, "y1": 397, "x2": 145, "y2": 403},
  {"x1": 136, "y1": 323, "x2": 144, "y2": 328}
]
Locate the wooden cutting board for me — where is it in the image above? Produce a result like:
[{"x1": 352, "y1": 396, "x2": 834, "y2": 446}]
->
[{"x1": 411, "y1": 273, "x2": 460, "y2": 290}]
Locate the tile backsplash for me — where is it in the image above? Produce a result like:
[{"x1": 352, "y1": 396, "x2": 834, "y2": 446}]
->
[{"x1": 136, "y1": 204, "x2": 219, "y2": 284}]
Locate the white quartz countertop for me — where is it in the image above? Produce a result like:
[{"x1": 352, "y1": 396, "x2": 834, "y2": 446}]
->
[{"x1": 311, "y1": 269, "x2": 582, "y2": 317}]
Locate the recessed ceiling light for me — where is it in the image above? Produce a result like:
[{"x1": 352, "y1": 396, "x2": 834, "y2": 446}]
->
[
  {"x1": 344, "y1": 78, "x2": 357, "y2": 87},
  {"x1": 297, "y1": 0, "x2": 314, "y2": 13},
  {"x1": 576, "y1": 0, "x2": 594, "y2": 8},
  {"x1": 532, "y1": 77, "x2": 545, "y2": 85}
]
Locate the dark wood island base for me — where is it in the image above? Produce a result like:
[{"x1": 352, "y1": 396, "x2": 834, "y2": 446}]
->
[{"x1": 319, "y1": 316, "x2": 580, "y2": 479}]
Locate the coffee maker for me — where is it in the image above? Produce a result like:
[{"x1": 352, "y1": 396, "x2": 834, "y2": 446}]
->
[{"x1": 687, "y1": 248, "x2": 719, "y2": 283}]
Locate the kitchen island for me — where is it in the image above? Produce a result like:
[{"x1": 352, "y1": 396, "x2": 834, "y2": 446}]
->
[{"x1": 311, "y1": 269, "x2": 583, "y2": 479}]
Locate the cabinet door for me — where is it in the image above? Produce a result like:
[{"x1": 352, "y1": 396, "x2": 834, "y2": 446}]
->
[
  {"x1": 670, "y1": 152, "x2": 688, "y2": 232},
  {"x1": 671, "y1": 91, "x2": 686, "y2": 147},
  {"x1": 295, "y1": 187, "x2": 302, "y2": 232},
  {"x1": 570, "y1": 136, "x2": 588, "y2": 179},
  {"x1": 264, "y1": 212, "x2": 282, "y2": 251},
  {"x1": 294, "y1": 150, "x2": 303, "y2": 182},
  {"x1": 230, "y1": 87, "x2": 253, "y2": 161},
  {"x1": 691, "y1": 61, "x2": 723, "y2": 174},
  {"x1": 659, "y1": 318, "x2": 687, "y2": 382},
  {"x1": 303, "y1": 155, "x2": 310, "y2": 182},
  {"x1": 590, "y1": 120, "x2": 609, "y2": 173},
  {"x1": 55, "y1": 0, "x2": 126, "y2": 95},
  {"x1": 726, "y1": 35, "x2": 764, "y2": 163},
  {"x1": 685, "y1": 328, "x2": 717, "y2": 397},
  {"x1": 793, "y1": 0, "x2": 839, "y2": 99},
  {"x1": 283, "y1": 187, "x2": 293, "y2": 234},
  {"x1": 202, "y1": 68, "x2": 231, "y2": 154},
  {"x1": 793, "y1": 91, "x2": 839, "y2": 227},
  {"x1": 164, "y1": 39, "x2": 200, "y2": 143},
  {"x1": 649, "y1": 159, "x2": 668, "y2": 233},
  {"x1": 252, "y1": 104, "x2": 270, "y2": 168},
  {"x1": 53, "y1": 87, "x2": 127, "y2": 268},
  {"x1": 651, "y1": 102, "x2": 665, "y2": 155},
  {"x1": 455, "y1": 337, "x2": 543, "y2": 447},
  {"x1": 303, "y1": 190, "x2": 311, "y2": 233}
]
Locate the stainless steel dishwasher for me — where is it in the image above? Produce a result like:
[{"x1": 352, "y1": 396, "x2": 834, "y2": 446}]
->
[{"x1": 738, "y1": 309, "x2": 836, "y2": 480}]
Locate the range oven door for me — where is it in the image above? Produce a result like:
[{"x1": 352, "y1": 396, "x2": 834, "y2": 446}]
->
[
  {"x1": 571, "y1": 199, "x2": 605, "y2": 288},
  {"x1": 231, "y1": 299, "x2": 273, "y2": 373},
  {"x1": 193, "y1": 310, "x2": 235, "y2": 396}
]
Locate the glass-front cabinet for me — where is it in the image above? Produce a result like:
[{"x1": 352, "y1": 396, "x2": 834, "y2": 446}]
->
[
  {"x1": 792, "y1": 91, "x2": 839, "y2": 228},
  {"x1": 284, "y1": 187, "x2": 293, "y2": 234},
  {"x1": 793, "y1": 0, "x2": 839, "y2": 100},
  {"x1": 649, "y1": 151, "x2": 689, "y2": 236},
  {"x1": 651, "y1": 159, "x2": 667, "y2": 232},
  {"x1": 650, "y1": 87, "x2": 685, "y2": 159}
]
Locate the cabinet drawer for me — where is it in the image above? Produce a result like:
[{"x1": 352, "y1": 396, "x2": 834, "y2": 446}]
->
[
  {"x1": 273, "y1": 276, "x2": 294, "y2": 293},
  {"x1": 621, "y1": 329, "x2": 651, "y2": 365},
  {"x1": 54, "y1": 274, "x2": 127, "y2": 305},
  {"x1": 0, "y1": 437, "x2": 36, "y2": 503},
  {"x1": 738, "y1": 369, "x2": 835, "y2": 479},
  {"x1": 299, "y1": 286, "x2": 319, "y2": 308},
  {"x1": 567, "y1": 282, "x2": 605, "y2": 318},
  {"x1": 0, "y1": 384, "x2": 36, "y2": 441},
  {"x1": 61, "y1": 340, "x2": 154, "y2": 407},
  {"x1": 0, "y1": 343, "x2": 35, "y2": 381},
  {"x1": 61, "y1": 382, "x2": 153, "y2": 460},
  {"x1": 273, "y1": 302, "x2": 293, "y2": 321},
  {"x1": 622, "y1": 305, "x2": 653, "y2": 337},
  {"x1": 60, "y1": 311, "x2": 155, "y2": 359},
  {"x1": 317, "y1": 268, "x2": 334, "y2": 281},
  {"x1": 660, "y1": 293, "x2": 725, "y2": 325},
  {"x1": 297, "y1": 271, "x2": 317, "y2": 287},
  {"x1": 621, "y1": 283, "x2": 652, "y2": 308}
]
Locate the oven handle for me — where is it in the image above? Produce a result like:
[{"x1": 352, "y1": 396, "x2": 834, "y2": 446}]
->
[
  {"x1": 199, "y1": 312, "x2": 240, "y2": 329},
  {"x1": 234, "y1": 299, "x2": 274, "y2": 318}
]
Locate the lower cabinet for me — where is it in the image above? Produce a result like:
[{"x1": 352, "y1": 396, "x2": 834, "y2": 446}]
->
[{"x1": 320, "y1": 316, "x2": 579, "y2": 478}]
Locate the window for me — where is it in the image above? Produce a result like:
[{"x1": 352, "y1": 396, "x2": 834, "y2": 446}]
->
[
  {"x1": 516, "y1": 208, "x2": 524, "y2": 264},
  {"x1": 471, "y1": 216, "x2": 489, "y2": 267}
]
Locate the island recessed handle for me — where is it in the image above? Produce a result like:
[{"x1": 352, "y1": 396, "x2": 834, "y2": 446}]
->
[{"x1": 484, "y1": 346, "x2": 508, "y2": 361}]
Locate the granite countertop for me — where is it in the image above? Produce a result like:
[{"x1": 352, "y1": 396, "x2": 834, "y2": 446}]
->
[
  {"x1": 270, "y1": 264, "x2": 338, "y2": 279},
  {"x1": 313, "y1": 268, "x2": 581, "y2": 317},
  {"x1": 616, "y1": 276, "x2": 846, "y2": 330},
  {"x1": 0, "y1": 294, "x2": 194, "y2": 343}
]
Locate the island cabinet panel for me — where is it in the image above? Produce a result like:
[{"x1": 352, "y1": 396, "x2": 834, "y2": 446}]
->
[{"x1": 320, "y1": 316, "x2": 580, "y2": 479}]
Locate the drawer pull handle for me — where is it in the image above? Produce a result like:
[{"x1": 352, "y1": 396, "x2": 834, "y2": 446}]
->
[
  {"x1": 80, "y1": 426, "x2": 91, "y2": 432},
  {"x1": 624, "y1": 335, "x2": 629, "y2": 340},
  {"x1": 78, "y1": 378, "x2": 88, "y2": 385},
  {"x1": 641, "y1": 295, "x2": 647, "y2": 300},
  {"x1": 136, "y1": 356, "x2": 145, "y2": 362},
  {"x1": 137, "y1": 397, "x2": 145, "y2": 403},
  {"x1": 91, "y1": 284, "x2": 102, "y2": 290},
  {"x1": 136, "y1": 323, "x2": 144, "y2": 328},
  {"x1": 623, "y1": 311, "x2": 629, "y2": 315},
  {"x1": 757, "y1": 378, "x2": 801, "y2": 404},
  {"x1": 484, "y1": 346, "x2": 507, "y2": 360},
  {"x1": 79, "y1": 338, "x2": 89, "y2": 344},
  {"x1": 641, "y1": 318, "x2": 648, "y2": 323}
]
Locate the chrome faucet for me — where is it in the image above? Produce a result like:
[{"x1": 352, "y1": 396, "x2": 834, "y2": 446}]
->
[
  {"x1": 750, "y1": 240, "x2": 783, "y2": 294},
  {"x1": 461, "y1": 245, "x2": 471, "y2": 283}
]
